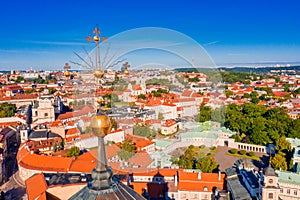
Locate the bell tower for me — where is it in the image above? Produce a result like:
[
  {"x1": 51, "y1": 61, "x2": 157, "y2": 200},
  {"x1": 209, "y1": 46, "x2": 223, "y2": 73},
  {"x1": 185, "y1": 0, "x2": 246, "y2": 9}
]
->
[{"x1": 262, "y1": 164, "x2": 280, "y2": 200}]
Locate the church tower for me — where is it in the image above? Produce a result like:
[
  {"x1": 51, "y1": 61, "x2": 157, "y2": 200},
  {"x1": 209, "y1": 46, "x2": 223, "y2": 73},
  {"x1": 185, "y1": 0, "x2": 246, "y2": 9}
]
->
[{"x1": 262, "y1": 164, "x2": 280, "y2": 200}]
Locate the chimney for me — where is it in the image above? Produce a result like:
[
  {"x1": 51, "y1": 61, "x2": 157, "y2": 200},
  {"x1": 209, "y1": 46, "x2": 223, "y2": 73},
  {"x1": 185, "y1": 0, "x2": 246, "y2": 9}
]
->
[
  {"x1": 174, "y1": 174, "x2": 178, "y2": 187},
  {"x1": 198, "y1": 171, "x2": 201, "y2": 180},
  {"x1": 218, "y1": 171, "x2": 221, "y2": 181}
]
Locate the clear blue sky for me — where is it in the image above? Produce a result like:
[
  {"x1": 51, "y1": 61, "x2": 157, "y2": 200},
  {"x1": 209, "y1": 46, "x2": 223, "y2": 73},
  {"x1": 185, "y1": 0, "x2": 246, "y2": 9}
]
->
[{"x1": 0, "y1": 0, "x2": 300, "y2": 70}]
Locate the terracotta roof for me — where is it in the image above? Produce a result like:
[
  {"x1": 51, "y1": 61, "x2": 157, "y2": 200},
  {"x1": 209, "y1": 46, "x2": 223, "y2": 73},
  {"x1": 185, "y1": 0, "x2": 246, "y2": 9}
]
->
[
  {"x1": 144, "y1": 119, "x2": 161, "y2": 125},
  {"x1": 273, "y1": 91, "x2": 289, "y2": 97},
  {"x1": 25, "y1": 173, "x2": 47, "y2": 200},
  {"x1": 117, "y1": 118, "x2": 135, "y2": 125},
  {"x1": 163, "y1": 120, "x2": 177, "y2": 127},
  {"x1": 126, "y1": 135, "x2": 154, "y2": 151},
  {"x1": 128, "y1": 152, "x2": 153, "y2": 168},
  {"x1": 18, "y1": 144, "x2": 73, "y2": 172},
  {"x1": 181, "y1": 90, "x2": 193, "y2": 97},
  {"x1": 178, "y1": 171, "x2": 225, "y2": 191},
  {"x1": 106, "y1": 144, "x2": 121, "y2": 159},
  {"x1": 57, "y1": 106, "x2": 94, "y2": 120},
  {"x1": 66, "y1": 127, "x2": 80, "y2": 136},
  {"x1": 69, "y1": 151, "x2": 96, "y2": 172},
  {"x1": 0, "y1": 93, "x2": 39, "y2": 101},
  {"x1": 258, "y1": 101, "x2": 267, "y2": 105},
  {"x1": 50, "y1": 120, "x2": 63, "y2": 127},
  {"x1": 129, "y1": 182, "x2": 147, "y2": 195},
  {"x1": 244, "y1": 87, "x2": 254, "y2": 92},
  {"x1": 132, "y1": 84, "x2": 142, "y2": 91}
]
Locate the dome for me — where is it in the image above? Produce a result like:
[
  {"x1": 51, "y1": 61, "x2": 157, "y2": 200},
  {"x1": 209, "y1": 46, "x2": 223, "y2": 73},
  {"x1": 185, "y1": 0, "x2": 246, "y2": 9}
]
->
[{"x1": 69, "y1": 180, "x2": 145, "y2": 200}]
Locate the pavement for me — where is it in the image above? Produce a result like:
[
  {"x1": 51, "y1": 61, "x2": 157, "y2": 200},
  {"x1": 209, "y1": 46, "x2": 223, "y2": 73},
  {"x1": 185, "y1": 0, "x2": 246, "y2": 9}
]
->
[
  {"x1": 214, "y1": 146, "x2": 268, "y2": 172},
  {"x1": 0, "y1": 171, "x2": 26, "y2": 199}
]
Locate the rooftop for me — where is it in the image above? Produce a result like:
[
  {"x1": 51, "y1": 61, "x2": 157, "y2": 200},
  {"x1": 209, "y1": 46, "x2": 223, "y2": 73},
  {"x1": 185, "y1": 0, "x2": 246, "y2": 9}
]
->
[
  {"x1": 286, "y1": 137, "x2": 300, "y2": 148},
  {"x1": 180, "y1": 128, "x2": 219, "y2": 139},
  {"x1": 25, "y1": 173, "x2": 47, "y2": 200},
  {"x1": 276, "y1": 170, "x2": 300, "y2": 185},
  {"x1": 152, "y1": 139, "x2": 172, "y2": 148}
]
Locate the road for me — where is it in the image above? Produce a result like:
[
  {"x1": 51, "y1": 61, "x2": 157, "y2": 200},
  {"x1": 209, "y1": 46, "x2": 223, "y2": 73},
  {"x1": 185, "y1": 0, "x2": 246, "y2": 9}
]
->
[{"x1": 0, "y1": 142, "x2": 26, "y2": 200}]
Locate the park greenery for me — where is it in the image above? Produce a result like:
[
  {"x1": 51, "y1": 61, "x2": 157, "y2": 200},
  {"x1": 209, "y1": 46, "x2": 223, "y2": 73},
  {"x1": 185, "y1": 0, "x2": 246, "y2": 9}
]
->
[
  {"x1": 0, "y1": 102, "x2": 16, "y2": 118},
  {"x1": 172, "y1": 145, "x2": 218, "y2": 172},
  {"x1": 199, "y1": 103, "x2": 300, "y2": 146},
  {"x1": 270, "y1": 136, "x2": 293, "y2": 171},
  {"x1": 117, "y1": 138, "x2": 136, "y2": 161},
  {"x1": 146, "y1": 78, "x2": 176, "y2": 90},
  {"x1": 133, "y1": 125, "x2": 156, "y2": 138},
  {"x1": 67, "y1": 146, "x2": 81, "y2": 157}
]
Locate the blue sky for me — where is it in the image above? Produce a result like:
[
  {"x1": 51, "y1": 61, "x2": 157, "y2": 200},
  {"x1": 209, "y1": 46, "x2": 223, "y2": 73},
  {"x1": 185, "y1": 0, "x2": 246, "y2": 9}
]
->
[{"x1": 0, "y1": 0, "x2": 300, "y2": 70}]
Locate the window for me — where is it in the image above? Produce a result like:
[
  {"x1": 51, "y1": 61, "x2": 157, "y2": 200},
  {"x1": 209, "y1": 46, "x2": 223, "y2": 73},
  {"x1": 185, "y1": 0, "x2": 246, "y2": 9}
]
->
[
  {"x1": 280, "y1": 189, "x2": 283, "y2": 193},
  {"x1": 294, "y1": 190, "x2": 297, "y2": 196},
  {"x1": 45, "y1": 113, "x2": 48, "y2": 117},
  {"x1": 287, "y1": 189, "x2": 290, "y2": 194},
  {"x1": 193, "y1": 193, "x2": 197, "y2": 199},
  {"x1": 268, "y1": 193, "x2": 273, "y2": 199}
]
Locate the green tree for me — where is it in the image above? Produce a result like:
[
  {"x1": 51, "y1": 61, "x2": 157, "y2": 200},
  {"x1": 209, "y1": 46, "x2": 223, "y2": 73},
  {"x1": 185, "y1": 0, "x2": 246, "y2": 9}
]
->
[
  {"x1": 158, "y1": 112, "x2": 164, "y2": 120},
  {"x1": 211, "y1": 105, "x2": 226, "y2": 124},
  {"x1": 199, "y1": 104, "x2": 212, "y2": 122},
  {"x1": 133, "y1": 125, "x2": 153, "y2": 137},
  {"x1": 48, "y1": 88, "x2": 57, "y2": 94},
  {"x1": 118, "y1": 138, "x2": 136, "y2": 161},
  {"x1": 67, "y1": 146, "x2": 81, "y2": 157},
  {"x1": 195, "y1": 155, "x2": 218, "y2": 172},
  {"x1": 225, "y1": 89, "x2": 234, "y2": 98},
  {"x1": 117, "y1": 149, "x2": 135, "y2": 161},
  {"x1": 0, "y1": 102, "x2": 16, "y2": 118},
  {"x1": 271, "y1": 153, "x2": 287, "y2": 170},
  {"x1": 34, "y1": 75, "x2": 47, "y2": 84},
  {"x1": 243, "y1": 93, "x2": 250, "y2": 99},
  {"x1": 16, "y1": 76, "x2": 25, "y2": 83},
  {"x1": 25, "y1": 89, "x2": 36, "y2": 94},
  {"x1": 276, "y1": 136, "x2": 291, "y2": 152},
  {"x1": 138, "y1": 94, "x2": 146, "y2": 100},
  {"x1": 173, "y1": 145, "x2": 197, "y2": 169}
]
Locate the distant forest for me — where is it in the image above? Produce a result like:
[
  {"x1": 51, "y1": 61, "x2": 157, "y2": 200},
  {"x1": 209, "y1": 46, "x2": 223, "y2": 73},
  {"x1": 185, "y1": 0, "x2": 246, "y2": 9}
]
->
[{"x1": 175, "y1": 65, "x2": 300, "y2": 74}]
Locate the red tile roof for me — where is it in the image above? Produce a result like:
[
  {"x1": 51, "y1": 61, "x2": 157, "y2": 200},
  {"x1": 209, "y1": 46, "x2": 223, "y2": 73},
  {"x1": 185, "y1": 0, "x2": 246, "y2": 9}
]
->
[
  {"x1": 163, "y1": 120, "x2": 177, "y2": 127},
  {"x1": 128, "y1": 152, "x2": 153, "y2": 168},
  {"x1": 18, "y1": 144, "x2": 73, "y2": 172},
  {"x1": 25, "y1": 173, "x2": 47, "y2": 200},
  {"x1": 178, "y1": 171, "x2": 225, "y2": 191},
  {"x1": 66, "y1": 127, "x2": 80, "y2": 136}
]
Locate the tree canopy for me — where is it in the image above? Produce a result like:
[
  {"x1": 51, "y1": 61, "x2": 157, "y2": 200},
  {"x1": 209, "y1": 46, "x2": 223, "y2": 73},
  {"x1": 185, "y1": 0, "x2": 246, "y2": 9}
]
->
[
  {"x1": 133, "y1": 125, "x2": 155, "y2": 138},
  {"x1": 0, "y1": 102, "x2": 16, "y2": 118},
  {"x1": 224, "y1": 103, "x2": 298, "y2": 145},
  {"x1": 67, "y1": 146, "x2": 81, "y2": 157},
  {"x1": 118, "y1": 138, "x2": 136, "y2": 161},
  {"x1": 173, "y1": 145, "x2": 218, "y2": 172}
]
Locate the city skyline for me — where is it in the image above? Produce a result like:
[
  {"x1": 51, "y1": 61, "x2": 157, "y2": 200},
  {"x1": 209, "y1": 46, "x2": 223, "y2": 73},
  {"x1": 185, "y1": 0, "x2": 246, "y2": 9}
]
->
[{"x1": 1, "y1": 0, "x2": 300, "y2": 70}]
